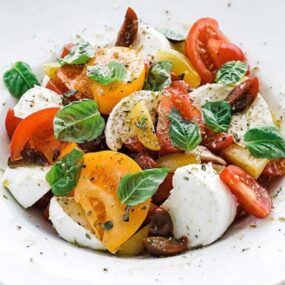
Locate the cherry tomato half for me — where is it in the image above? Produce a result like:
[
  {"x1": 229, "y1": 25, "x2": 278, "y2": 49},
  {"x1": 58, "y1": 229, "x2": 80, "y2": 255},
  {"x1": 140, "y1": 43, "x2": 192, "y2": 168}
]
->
[
  {"x1": 263, "y1": 158, "x2": 285, "y2": 177},
  {"x1": 203, "y1": 132, "x2": 234, "y2": 152},
  {"x1": 220, "y1": 165, "x2": 272, "y2": 218}
]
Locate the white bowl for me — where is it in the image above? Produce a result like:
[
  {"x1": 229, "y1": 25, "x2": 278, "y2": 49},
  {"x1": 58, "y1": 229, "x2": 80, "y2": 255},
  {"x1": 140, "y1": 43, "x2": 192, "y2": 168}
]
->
[{"x1": 1, "y1": 0, "x2": 285, "y2": 284}]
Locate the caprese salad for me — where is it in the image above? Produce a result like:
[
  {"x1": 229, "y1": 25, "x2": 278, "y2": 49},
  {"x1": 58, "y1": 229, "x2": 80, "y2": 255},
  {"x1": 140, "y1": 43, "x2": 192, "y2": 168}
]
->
[{"x1": 2, "y1": 8, "x2": 285, "y2": 257}]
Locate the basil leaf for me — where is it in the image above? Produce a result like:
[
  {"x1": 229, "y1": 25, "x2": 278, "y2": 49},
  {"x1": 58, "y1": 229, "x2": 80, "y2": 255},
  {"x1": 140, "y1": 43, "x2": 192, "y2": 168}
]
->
[
  {"x1": 215, "y1": 61, "x2": 248, "y2": 85},
  {"x1": 144, "y1": 61, "x2": 172, "y2": 91},
  {"x1": 53, "y1": 99, "x2": 105, "y2": 143},
  {"x1": 58, "y1": 40, "x2": 94, "y2": 65},
  {"x1": 87, "y1": 61, "x2": 127, "y2": 85},
  {"x1": 46, "y1": 148, "x2": 84, "y2": 196},
  {"x1": 3, "y1": 61, "x2": 40, "y2": 99},
  {"x1": 202, "y1": 101, "x2": 232, "y2": 132},
  {"x1": 169, "y1": 108, "x2": 202, "y2": 152},
  {"x1": 117, "y1": 168, "x2": 169, "y2": 206},
  {"x1": 244, "y1": 126, "x2": 285, "y2": 159}
]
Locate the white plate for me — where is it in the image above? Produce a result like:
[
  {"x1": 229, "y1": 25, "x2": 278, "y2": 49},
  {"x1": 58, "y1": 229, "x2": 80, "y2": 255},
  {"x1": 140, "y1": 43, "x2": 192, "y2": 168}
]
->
[{"x1": 1, "y1": 0, "x2": 285, "y2": 284}]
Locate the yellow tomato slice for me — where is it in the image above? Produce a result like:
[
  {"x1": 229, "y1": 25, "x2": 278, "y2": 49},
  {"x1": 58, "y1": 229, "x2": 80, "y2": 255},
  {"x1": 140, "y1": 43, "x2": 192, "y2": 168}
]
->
[
  {"x1": 155, "y1": 49, "x2": 201, "y2": 88},
  {"x1": 73, "y1": 151, "x2": 150, "y2": 253},
  {"x1": 157, "y1": 152, "x2": 201, "y2": 172},
  {"x1": 88, "y1": 47, "x2": 145, "y2": 114},
  {"x1": 130, "y1": 100, "x2": 160, "y2": 151}
]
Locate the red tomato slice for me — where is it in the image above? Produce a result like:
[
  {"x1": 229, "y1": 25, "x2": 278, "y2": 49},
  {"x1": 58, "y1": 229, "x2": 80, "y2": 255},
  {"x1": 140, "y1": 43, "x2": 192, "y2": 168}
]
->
[
  {"x1": 168, "y1": 81, "x2": 205, "y2": 133},
  {"x1": 156, "y1": 95, "x2": 178, "y2": 154},
  {"x1": 203, "y1": 132, "x2": 234, "y2": 152},
  {"x1": 5, "y1": 109, "x2": 22, "y2": 140},
  {"x1": 152, "y1": 173, "x2": 174, "y2": 205},
  {"x1": 123, "y1": 136, "x2": 148, "y2": 153},
  {"x1": 46, "y1": 80, "x2": 64, "y2": 95},
  {"x1": 10, "y1": 107, "x2": 63, "y2": 163},
  {"x1": 215, "y1": 43, "x2": 246, "y2": 68},
  {"x1": 61, "y1": 43, "x2": 75, "y2": 58},
  {"x1": 263, "y1": 158, "x2": 285, "y2": 177},
  {"x1": 185, "y1": 18, "x2": 229, "y2": 83},
  {"x1": 220, "y1": 165, "x2": 272, "y2": 218}
]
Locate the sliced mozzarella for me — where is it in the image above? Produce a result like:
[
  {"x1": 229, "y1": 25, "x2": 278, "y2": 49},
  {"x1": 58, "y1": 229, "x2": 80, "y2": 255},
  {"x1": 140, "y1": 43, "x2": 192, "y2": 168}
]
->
[
  {"x1": 163, "y1": 163, "x2": 237, "y2": 248},
  {"x1": 49, "y1": 197, "x2": 105, "y2": 250},
  {"x1": 105, "y1": 90, "x2": 161, "y2": 151},
  {"x1": 2, "y1": 166, "x2": 51, "y2": 208},
  {"x1": 190, "y1": 83, "x2": 274, "y2": 144},
  {"x1": 132, "y1": 25, "x2": 171, "y2": 61},
  {"x1": 13, "y1": 86, "x2": 63, "y2": 119}
]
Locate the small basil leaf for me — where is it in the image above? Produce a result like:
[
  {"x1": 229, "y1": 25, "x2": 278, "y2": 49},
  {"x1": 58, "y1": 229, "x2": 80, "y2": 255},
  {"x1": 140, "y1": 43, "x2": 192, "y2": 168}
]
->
[
  {"x1": 202, "y1": 101, "x2": 232, "y2": 132},
  {"x1": 169, "y1": 108, "x2": 202, "y2": 152},
  {"x1": 46, "y1": 148, "x2": 84, "y2": 196},
  {"x1": 53, "y1": 99, "x2": 105, "y2": 143},
  {"x1": 87, "y1": 61, "x2": 127, "y2": 85},
  {"x1": 144, "y1": 61, "x2": 172, "y2": 91},
  {"x1": 3, "y1": 61, "x2": 40, "y2": 99},
  {"x1": 117, "y1": 168, "x2": 169, "y2": 206},
  {"x1": 244, "y1": 126, "x2": 285, "y2": 159},
  {"x1": 58, "y1": 40, "x2": 94, "y2": 65},
  {"x1": 215, "y1": 61, "x2": 248, "y2": 85}
]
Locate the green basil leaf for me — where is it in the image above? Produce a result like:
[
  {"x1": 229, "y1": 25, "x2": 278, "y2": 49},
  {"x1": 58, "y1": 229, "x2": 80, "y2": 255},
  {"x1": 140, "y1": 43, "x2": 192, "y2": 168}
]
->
[
  {"x1": 169, "y1": 108, "x2": 202, "y2": 152},
  {"x1": 202, "y1": 101, "x2": 232, "y2": 132},
  {"x1": 87, "y1": 61, "x2": 127, "y2": 85},
  {"x1": 58, "y1": 40, "x2": 94, "y2": 65},
  {"x1": 244, "y1": 126, "x2": 285, "y2": 159},
  {"x1": 3, "y1": 61, "x2": 40, "y2": 99},
  {"x1": 53, "y1": 99, "x2": 105, "y2": 143},
  {"x1": 46, "y1": 148, "x2": 84, "y2": 196},
  {"x1": 215, "y1": 61, "x2": 248, "y2": 85},
  {"x1": 144, "y1": 61, "x2": 172, "y2": 91},
  {"x1": 117, "y1": 168, "x2": 169, "y2": 206}
]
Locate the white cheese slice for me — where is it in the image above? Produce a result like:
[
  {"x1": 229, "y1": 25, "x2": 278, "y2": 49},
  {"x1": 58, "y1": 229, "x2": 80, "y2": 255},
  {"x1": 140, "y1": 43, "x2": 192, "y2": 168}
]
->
[
  {"x1": 2, "y1": 166, "x2": 51, "y2": 208},
  {"x1": 163, "y1": 163, "x2": 237, "y2": 248}
]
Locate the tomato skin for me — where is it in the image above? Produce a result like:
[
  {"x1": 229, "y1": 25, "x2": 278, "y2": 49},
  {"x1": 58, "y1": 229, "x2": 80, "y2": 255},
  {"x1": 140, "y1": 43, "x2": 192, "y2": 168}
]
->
[
  {"x1": 133, "y1": 153, "x2": 158, "y2": 170},
  {"x1": 263, "y1": 158, "x2": 285, "y2": 177},
  {"x1": 214, "y1": 43, "x2": 246, "y2": 68},
  {"x1": 226, "y1": 77, "x2": 259, "y2": 113},
  {"x1": 220, "y1": 165, "x2": 272, "y2": 218},
  {"x1": 61, "y1": 43, "x2": 75, "y2": 58},
  {"x1": 5, "y1": 109, "x2": 22, "y2": 140},
  {"x1": 169, "y1": 81, "x2": 204, "y2": 133},
  {"x1": 10, "y1": 108, "x2": 60, "y2": 162},
  {"x1": 46, "y1": 80, "x2": 64, "y2": 95},
  {"x1": 185, "y1": 18, "x2": 228, "y2": 83},
  {"x1": 124, "y1": 136, "x2": 148, "y2": 153},
  {"x1": 203, "y1": 132, "x2": 234, "y2": 152},
  {"x1": 152, "y1": 173, "x2": 174, "y2": 205},
  {"x1": 156, "y1": 95, "x2": 178, "y2": 154}
]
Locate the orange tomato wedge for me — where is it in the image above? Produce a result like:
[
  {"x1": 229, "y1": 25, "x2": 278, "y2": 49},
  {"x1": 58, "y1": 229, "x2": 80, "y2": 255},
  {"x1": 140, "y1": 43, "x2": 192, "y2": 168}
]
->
[
  {"x1": 86, "y1": 47, "x2": 145, "y2": 114},
  {"x1": 74, "y1": 151, "x2": 150, "y2": 253}
]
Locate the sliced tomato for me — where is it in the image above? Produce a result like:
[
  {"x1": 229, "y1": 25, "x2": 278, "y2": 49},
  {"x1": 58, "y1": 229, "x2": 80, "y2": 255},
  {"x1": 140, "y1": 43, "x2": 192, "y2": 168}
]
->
[
  {"x1": 5, "y1": 109, "x2": 22, "y2": 140},
  {"x1": 74, "y1": 151, "x2": 150, "y2": 253},
  {"x1": 185, "y1": 18, "x2": 246, "y2": 83},
  {"x1": 220, "y1": 165, "x2": 272, "y2": 218},
  {"x1": 185, "y1": 18, "x2": 228, "y2": 83},
  {"x1": 46, "y1": 80, "x2": 64, "y2": 94},
  {"x1": 151, "y1": 173, "x2": 174, "y2": 205},
  {"x1": 124, "y1": 136, "x2": 148, "y2": 153},
  {"x1": 168, "y1": 80, "x2": 204, "y2": 133},
  {"x1": 203, "y1": 132, "x2": 234, "y2": 152},
  {"x1": 61, "y1": 43, "x2": 75, "y2": 58},
  {"x1": 133, "y1": 153, "x2": 158, "y2": 170},
  {"x1": 215, "y1": 43, "x2": 246, "y2": 68},
  {"x1": 156, "y1": 95, "x2": 178, "y2": 154},
  {"x1": 263, "y1": 158, "x2": 285, "y2": 177},
  {"x1": 10, "y1": 107, "x2": 64, "y2": 163}
]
